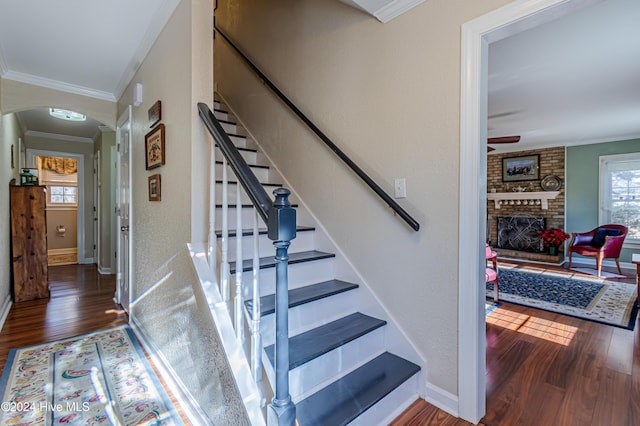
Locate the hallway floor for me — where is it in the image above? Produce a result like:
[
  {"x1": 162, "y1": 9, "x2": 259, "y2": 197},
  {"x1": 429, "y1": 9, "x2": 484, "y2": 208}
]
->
[{"x1": 0, "y1": 264, "x2": 190, "y2": 424}]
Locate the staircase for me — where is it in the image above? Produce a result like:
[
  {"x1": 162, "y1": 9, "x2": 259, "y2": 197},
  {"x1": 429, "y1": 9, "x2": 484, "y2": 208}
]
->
[{"x1": 211, "y1": 97, "x2": 422, "y2": 425}]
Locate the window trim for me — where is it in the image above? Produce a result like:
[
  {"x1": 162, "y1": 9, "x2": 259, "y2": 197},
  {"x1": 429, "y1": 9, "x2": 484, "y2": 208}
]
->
[{"x1": 599, "y1": 152, "x2": 640, "y2": 246}]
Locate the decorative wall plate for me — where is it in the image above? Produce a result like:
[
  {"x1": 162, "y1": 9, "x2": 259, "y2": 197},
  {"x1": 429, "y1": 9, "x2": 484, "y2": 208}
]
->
[{"x1": 540, "y1": 175, "x2": 561, "y2": 191}]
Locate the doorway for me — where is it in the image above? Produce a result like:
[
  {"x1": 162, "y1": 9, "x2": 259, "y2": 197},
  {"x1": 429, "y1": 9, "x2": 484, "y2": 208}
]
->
[
  {"x1": 26, "y1": 149, "x2": 84, "y2": 266},
  {"x1": 458, "y1": 0, "x2": 595, "y2": 422}
]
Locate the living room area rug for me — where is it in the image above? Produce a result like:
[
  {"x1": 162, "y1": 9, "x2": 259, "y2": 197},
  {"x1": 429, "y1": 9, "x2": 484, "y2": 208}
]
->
[
  {"x1": 487, "y1": 267, "x2": 638, "y2": 330},
  {"x1": 0, "y1": 325, "x2": 183, "y2": 425}
]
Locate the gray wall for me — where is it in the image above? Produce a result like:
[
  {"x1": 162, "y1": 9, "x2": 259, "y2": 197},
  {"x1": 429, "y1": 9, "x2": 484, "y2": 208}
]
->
[{"x1": 566, "y1": 138, "x2": 640, "y2": 262}]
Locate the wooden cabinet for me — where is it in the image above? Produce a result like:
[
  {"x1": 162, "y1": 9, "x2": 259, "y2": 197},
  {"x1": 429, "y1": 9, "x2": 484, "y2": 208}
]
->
[{"x1": 10, "y1": 184, "x2": 49, "y2": 302}]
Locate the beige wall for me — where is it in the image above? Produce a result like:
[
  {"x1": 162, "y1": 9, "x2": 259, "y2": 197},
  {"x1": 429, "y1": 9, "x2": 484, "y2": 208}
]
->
[
  {"x1": 116, "y1": 0, "x2": 247, "y2": 422},
  {"x1": 215, "y1": 0, "x2": 509, "y2": 396},
  {"x1": 0, "y1": 113, "x2": 23, "y2": 315},
  {"x1": 46, "y1": 209, "x2": 78, "y2": 250}
]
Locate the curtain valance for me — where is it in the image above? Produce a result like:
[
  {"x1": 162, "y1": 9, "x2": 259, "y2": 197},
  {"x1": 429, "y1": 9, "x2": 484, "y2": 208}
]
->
[{"x1": 40, "y1": 157, "x2": 77, "y2": 174}]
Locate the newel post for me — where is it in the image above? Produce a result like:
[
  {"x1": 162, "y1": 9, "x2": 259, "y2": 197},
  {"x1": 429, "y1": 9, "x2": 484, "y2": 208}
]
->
[{"x1": 267, "y1": 188, "x2": 296, "y2": 426}]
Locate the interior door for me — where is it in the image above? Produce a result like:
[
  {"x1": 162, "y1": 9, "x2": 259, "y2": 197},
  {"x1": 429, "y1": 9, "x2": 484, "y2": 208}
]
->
[{"x1": 116, "y1": 106, "x2": 132, "y2": 312}]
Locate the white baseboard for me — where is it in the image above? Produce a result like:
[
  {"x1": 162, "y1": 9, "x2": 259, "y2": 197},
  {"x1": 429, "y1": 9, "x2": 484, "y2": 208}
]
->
[
  {"x1": 128, "y1": 318, "x2": 210, "y2": 425},
  {"x1": 0, "y1": 294, "x2": 13, "y2": 333},
  {"x1": 424, "y1": 381, "x2": 459, "y2": 418},
  {"x1": 48, "y1": 248, "x2": 78, "y2": 266},
  {"x1": 97, "y1": 265, "x2": 113, "y2": 275}
]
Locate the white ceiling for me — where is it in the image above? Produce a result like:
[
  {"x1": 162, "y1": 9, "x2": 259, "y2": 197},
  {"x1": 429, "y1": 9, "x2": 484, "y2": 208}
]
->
[
  {"x1": 0, "y1": 0, "x2": 180, "y2": 140},
  {"x1": 0, "y1": 0, "x2": 638, "y2": 149},
  {"x1": 488, "y1": 0, "x2": 640, "y2": 153}
]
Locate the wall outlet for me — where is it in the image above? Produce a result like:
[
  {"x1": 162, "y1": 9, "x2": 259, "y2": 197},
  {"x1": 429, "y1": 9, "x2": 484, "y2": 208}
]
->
[{"x1": 394, "y1": 178, "x2": 407, "y2": 199}]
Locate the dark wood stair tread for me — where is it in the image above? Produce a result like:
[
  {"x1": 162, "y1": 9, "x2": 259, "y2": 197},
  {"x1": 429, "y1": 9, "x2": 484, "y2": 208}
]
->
[
  {"x1": 214, "y1": 144, "x2": 255, "y2": 152},
  {"x1": 215, "y1": 180, "x2": 282, "y2": 187},
  {"x1": 265, "y1": 312, "x2": 386, "y2": 370},
  {"x1": 296, "y1": 352, "x2": 420, "y2": 426},
  {"x1": 229, "y1": 250, "x2": 334, "y2": 274},
  {"x1": 215, "y1": 160, "x2": 269, "y2": 170},
  {"x1": 215, "y1": 203, "x2": 299, "y2": 209},
  {"x1": 216, "y1": 225, "x2": 314, "y2": 238},
  {"x1": 244, "y1": 279, "x2": 358, "y2": 318}
]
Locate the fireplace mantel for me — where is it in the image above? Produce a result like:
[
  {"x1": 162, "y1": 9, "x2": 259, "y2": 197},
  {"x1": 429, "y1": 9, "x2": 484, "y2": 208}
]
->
[{"x1": 487, "y1": 191, "x2": 560, "y2": 210}]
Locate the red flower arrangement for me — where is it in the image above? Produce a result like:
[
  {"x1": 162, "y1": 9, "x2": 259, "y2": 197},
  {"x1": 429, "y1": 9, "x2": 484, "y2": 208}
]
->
[{"x1": 538, "y1": 228, "x2": 570, "y2": 247}]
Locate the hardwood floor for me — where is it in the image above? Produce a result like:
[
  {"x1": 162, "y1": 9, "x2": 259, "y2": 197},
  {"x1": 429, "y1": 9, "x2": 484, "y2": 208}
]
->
[
  {"x1": 392, "y1": 261, "x2": 640, "y2": 426},
  {"x1": 0, "y1": 264, "x2": 128, "y2": 368},
  {"x1": 4, "y1": 263, "x2": 638, "y2": 425}
]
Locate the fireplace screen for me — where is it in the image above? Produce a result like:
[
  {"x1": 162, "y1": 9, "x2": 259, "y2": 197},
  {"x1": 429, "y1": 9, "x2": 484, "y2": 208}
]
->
[{"x1": 497, "y1": 216, "x2": 545, "y2": 252}]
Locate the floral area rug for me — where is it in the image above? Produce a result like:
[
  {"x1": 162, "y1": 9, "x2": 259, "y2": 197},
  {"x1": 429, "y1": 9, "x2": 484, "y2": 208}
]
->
[
  {"x1": 0, "y1": 325, "x2": 183, "y2": 425},
  {"x1": 487, "y1": 267, "x2": 638, "y2": 330}
]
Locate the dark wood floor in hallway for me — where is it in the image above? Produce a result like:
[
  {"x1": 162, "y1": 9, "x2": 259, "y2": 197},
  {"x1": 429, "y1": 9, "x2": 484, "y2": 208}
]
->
[
  {"x1": 392, "y1": 262, "x2": 640, "y2": 426},
  {"x1": 0, "y1": 264, "x2": 128, "y2": 368}
]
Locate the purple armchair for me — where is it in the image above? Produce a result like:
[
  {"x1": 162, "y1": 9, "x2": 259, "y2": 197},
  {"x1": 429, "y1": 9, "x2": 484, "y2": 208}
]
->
[{"x1": 568, "y1": 224, "x2": 628, "y2": 276}]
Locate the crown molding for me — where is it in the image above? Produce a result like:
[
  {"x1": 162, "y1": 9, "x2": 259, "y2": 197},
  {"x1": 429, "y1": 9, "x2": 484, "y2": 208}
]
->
[
  {"x1": 340, "y1": 0, "x2": 426, "y2": 23},
  {"x1": 113, "y1": 0, "x2": 181, "y2": 100},
  {"x1": 375, "y1": 0, "x2": 426, "y2": 23},
  {"x1": 25, "y1": 130, "x2": 95, "y2": 144},
  {"x1": 2, "y1": 70, "x2": 116, "y2": 102}
]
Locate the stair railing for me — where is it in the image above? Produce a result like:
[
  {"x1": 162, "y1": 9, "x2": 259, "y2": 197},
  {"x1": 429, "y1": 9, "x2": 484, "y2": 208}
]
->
[
  {"x1": 198, "y1": 102, "x2": 297, "y2": 425},
  {"x1": 214, "y1": 25, "x2": 420, "y2": 232}
]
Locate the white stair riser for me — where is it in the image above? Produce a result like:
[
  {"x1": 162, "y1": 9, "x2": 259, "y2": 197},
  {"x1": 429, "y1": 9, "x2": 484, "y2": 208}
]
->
[
  {"x1": 230, "y1": 257, "x2": 336, "y2": 297},
  {"x1": 283, "y1": 328, "x2": 386, "y2": 402},
  {"x1": 214, "y1": 202, "x2": 301, "y2": 229},
  {"x1": 215, "y1": 164, "x2": 270, "y2": 182},
  {"x1": 259, "y1": 289, "x2": 358, "y2": 347},
  {"x1": 214, "y1": 207, "x2": 266, "y2": 229},
  {"x1": 213, "y1": 110, "x2": 230, "y2": 121},
  {"x1": 216, "y1": 134, "x2": 254, "y2": 150},
  {"x1": 347, "y1": 374, "x2": 420, "y2": 426},
  {"x1": 214, "y1": 184, "x2": 290, "y2": 205},
  {"x1": 220, "y1": 231, "x2": 315, "y2": 263},
  {"x1": 214, "y1": 147, "x2": 266, "y2": 165},
  {"x1": 220, "y1": 121, "x2": 238, "y2": 134}
]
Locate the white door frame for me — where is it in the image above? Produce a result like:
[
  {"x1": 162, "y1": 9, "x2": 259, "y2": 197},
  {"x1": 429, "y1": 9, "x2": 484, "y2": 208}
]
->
[
  {"x1": 458, "y1": 0, "x2": 603, "y2": 422},
  {"x1": 115, "y1": 106, "x2": 133, "y2": 313},
  {"x1": 26, "y1": 148, "x2": 87, "y2": 263},
  {"x1": 94, "y1": 151, "x2": 101, "y2": 270}
]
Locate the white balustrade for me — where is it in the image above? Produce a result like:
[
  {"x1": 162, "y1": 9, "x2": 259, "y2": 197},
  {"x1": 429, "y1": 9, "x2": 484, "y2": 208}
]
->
[
  {"x1": 220, "y1": 158, "x2": 230, "y2": 304},
  {"x1": 234, "y1": 184, "x2": 244, "y2": 342}
]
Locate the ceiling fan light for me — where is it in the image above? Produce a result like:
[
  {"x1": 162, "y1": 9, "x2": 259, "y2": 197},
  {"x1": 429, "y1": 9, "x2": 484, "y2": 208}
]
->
[{"x1": 49, "y1": 108, "x2": 86, "y2": 122}]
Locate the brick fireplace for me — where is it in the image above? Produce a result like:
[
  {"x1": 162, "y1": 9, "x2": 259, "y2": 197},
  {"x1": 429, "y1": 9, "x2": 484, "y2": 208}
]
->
[{"x1": 487, "y1": 147, "x2": 565, "y2": 263}]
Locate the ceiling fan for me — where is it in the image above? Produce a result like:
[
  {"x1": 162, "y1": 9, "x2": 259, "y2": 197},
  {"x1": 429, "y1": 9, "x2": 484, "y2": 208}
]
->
[{"x1": 487, "y1": 135, "x2": 520, "y2": 152}]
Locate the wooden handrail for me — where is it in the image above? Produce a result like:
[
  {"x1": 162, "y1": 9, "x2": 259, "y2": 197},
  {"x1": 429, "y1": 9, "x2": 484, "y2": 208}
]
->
[{"x1": 214, "y1": 26, "x2": 420, "y2": 232}]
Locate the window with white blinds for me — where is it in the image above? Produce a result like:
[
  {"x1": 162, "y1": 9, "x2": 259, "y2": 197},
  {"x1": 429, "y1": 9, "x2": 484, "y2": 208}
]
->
[{"x1": 599, "y1": 152, "x2": 640, "y2": 243}]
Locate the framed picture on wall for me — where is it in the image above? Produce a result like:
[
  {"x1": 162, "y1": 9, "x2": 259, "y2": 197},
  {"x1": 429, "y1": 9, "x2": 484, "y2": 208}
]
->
[
  {"x1": 148, "y1": 100, "x2": 161, "y2": 127},
  {"x1": 145, "y1": 123, "x2": 165, "y2": 170},
  {"x1": 502, "y1": 155, "x2": 539, "y2": 182},
  {"x1": 148, "y1": 174, "x2": 161, "y2": 201}
]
